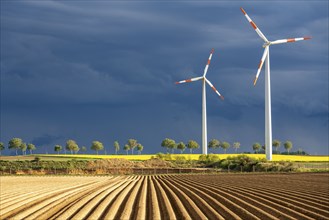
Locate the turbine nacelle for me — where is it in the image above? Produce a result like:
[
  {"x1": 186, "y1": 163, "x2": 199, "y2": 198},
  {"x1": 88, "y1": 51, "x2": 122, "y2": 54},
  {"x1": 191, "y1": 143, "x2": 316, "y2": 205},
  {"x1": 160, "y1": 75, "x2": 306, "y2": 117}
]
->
[{"x1": 262, "y1": 42, "x2": 271, "y2": 48}]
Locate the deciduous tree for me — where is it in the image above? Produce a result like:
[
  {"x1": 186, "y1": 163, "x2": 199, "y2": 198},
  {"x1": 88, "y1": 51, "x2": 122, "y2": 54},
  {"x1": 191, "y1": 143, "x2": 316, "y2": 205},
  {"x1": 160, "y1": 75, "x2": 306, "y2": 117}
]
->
[
  {"x1": 66, "y1": 140, "x2": 79, "y2": 154},
  {"x1": 187, "y1": 140, "x2": 199, "y2": 153},
  {"x1": 74, "y1": 146, "x2": 80, "y2": 154},
  {"x1": 91, "y1": 141, "x2": 104, "y2": 155},
  {"x1": 177, "y1": 142, "x2": 186, "y2": 154},
  {"x1": 81, "y1": 146, "x2": 87, "y2": 152},
  {"x1": 54, "y1": 145, "x2": 62, "y2": 154},
  {"x1": 208, "y1": 139, "x2": 220, "y2": 152},
  {"x1": 273, "y1": 139, "x2": 281, "y2": 154},
  {"x1": 221, "y1": 142, "x2": 231, "y2": 153},
  {"x1": 252, "y1": 142, "x2": 261, "y2": 154},
  {"x1": 284, "y1": 141, "x2": 293, "y2": 154},
  {"x1": 169, "y1": 142, "x2": 177, "y2": 153},
  {"x1": 161, "y1": 138, "x2": 176, "y2": 153},
  {"x1": 27, "y1": 143, "x2": 36, "y2": 154},
  {"x1": 137, "y1": 143, "x2": 144, "y2": 155},
  {"x1": 20, "y1": 143, "x2": 27, "y2": 155},
  {"x1": 0, "y1": 142, "x2": 4, "y2": 155},
  {"x1": 123, "y1": 144, "x2": 130, "y2": 155},
  {"x1": 114, "y1": 141, "x2": 120, "y2": 154},
  {"x1": 233, "y1": 142, "x2": 241, "y2": 153},
  {"x1": 127, "y1": 139, "x2": 138, "y2": 155},
  {"x1": 8, "y1": 138, "x2": 23, "y2": 155}
]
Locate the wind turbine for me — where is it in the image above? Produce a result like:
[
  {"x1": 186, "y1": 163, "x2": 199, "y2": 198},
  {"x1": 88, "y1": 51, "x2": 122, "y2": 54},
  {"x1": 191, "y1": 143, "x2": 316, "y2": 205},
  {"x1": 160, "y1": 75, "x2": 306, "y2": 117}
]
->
[
  {"x1": 240, "y1": 7, "x2": 311, "y2": 160},
  {"x1": 175, "y1": 49, "x2": 224, "y2": 155}
]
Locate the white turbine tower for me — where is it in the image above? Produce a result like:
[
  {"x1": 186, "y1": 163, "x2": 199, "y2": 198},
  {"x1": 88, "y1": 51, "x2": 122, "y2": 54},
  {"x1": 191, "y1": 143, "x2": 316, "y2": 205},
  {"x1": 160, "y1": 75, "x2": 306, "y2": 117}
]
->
[
  {"x1": 175, "y1": 49, "x2": 224, "y2": 155},
  {"x1": 240, "y1": 7, "x2": 311, "y2": 160}
]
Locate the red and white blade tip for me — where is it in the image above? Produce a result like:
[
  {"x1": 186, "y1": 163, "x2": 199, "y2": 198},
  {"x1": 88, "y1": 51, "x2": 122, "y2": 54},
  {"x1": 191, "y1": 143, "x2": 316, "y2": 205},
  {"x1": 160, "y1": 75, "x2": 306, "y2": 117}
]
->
[
  {"x1": 205, "y1": 78, "x2": 224, "y2": 101},
  {"x1": 240, "y1": 7, "x2": 246, "y2": 15},
  {"x1": 175, "y1": 76, "x2": 203, "y2": 85},
  {"x1": 287, "y1": 37, "x2": 312, "y2": 42},
  {"x1": 210, "y1": 48, "x2": 214, "y2": 54},
  {"x1": 175, "y1": 79, "x2": 191, "y2": 84},
  {"x1": 253, "y1": 77, "x2": 259, "y2": 86}
]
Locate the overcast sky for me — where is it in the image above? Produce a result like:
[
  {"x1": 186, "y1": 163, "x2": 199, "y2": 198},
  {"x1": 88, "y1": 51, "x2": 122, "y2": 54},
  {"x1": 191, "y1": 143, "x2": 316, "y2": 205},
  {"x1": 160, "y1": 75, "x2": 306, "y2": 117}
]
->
[{"x1": 1, "y1": 1, "x2": 328, "y2": 155}]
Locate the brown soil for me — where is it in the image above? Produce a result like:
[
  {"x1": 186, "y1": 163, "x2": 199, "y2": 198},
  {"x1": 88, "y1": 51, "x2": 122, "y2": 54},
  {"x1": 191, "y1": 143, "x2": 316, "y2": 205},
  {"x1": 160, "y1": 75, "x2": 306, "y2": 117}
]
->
[{"x1": 1, "y1": 173, "x2": 328, "y2": 219}]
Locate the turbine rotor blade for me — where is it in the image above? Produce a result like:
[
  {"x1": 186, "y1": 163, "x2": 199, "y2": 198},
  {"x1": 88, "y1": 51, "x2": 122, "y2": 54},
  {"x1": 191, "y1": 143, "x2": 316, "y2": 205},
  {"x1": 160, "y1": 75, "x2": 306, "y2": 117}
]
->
[
  {"x1": 240, "y1": 7, "x2": 269, "y2": 43},
  {"x1": 203, "y1": 48, "x2": 215, "y2": 77},
  {"x1": 270, "y1": 36, "x2": 312, "y2": 45},
  {"x1": 205, "y1": 78, "x2": 224, "y2": 100},
  {"x1": 175, "y1": 76, "x2": 203, "y2": 84},
  {"x1": 254, "y1": 46, "x2": 269, "y2": 86}
]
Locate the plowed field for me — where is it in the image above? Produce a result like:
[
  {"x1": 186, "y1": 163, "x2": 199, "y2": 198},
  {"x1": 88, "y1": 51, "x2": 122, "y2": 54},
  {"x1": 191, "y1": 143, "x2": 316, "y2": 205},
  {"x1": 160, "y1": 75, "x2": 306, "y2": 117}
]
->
[{"x1": 1, "y1": 173, "x2": 328, "y2": 219}]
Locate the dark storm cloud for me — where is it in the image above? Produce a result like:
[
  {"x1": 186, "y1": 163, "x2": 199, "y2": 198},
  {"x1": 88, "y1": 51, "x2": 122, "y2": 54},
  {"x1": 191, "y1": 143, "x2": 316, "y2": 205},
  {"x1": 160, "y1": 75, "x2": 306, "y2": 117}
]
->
[
  {"x1": 1, "y1": 1, "x2": 328, "y2": 155},
  {"x1": 31, "y1": 134, "x2": 63, "y2": 148}
]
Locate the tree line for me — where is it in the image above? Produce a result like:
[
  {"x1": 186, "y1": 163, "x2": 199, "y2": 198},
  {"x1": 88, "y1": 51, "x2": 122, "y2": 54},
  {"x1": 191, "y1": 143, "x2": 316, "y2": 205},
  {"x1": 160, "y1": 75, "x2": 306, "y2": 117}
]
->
[
  {"x1": 252, "y1": 140, "x2": 293, "y2": 154},
  {"x1": 0, "y1": 137, "x2": 301, "y2": 156},
  {"x1": 0, "y1": 138, "x2": 36, "y2": 155},
  {"x1": 0, "y1": 138, "x2": 144, "y2": 156},
  {"x1": 160, "y1": 138, "x2": 240, "y2": 154},
  {"x1": 55, "y1": 139, "x2": 144, "y2": 155},
  {"x1": 160, "y1": 138, "x2": 296, "y2": 154}
]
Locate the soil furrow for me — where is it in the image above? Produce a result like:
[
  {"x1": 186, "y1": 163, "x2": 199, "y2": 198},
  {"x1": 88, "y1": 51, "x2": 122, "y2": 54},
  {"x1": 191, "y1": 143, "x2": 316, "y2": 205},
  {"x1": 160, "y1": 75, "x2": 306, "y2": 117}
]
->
[
  {"x1": 162, "y1": 176, "x2": 227, "y2": 220},
  {"x1": 225, "y1": 180, "x2": 329, "y2": 201},
  {"x1": 172, "y1": 177, "x2": 242, "y2": 220},
  {"x1": 240, "y1": 183, "x2": 329, "y2": 205},
  {"x1": 119, "y1": 176, "x2": 144, "y2": 220},
  {"x1": 175, "y1": 176, "x2": 282, "y2": 220},
  {"x1": 156, "y1": 177, "x2": 192, "y2": 220},
  {"x1": 69, "y1": 177, "x2": 127, "y2": 220},
  {"x1": 0, "y1": 180, "x2": 95, "y2": 210},
  {"x1": 159, "y1": 176, "x2": 208, "y2": 220},
  {"x1": 219, "y1": 176, "x2": 329, "y2": 198},
  {"x1": 235, "y1": 183, "x2": 329, "y2": 209},
  {"x1": 0, "y1": 179, "x2": 108, "y2": 219},
  {"x1": 134, "y1": 176, "x2": 148, "y2": 220},
  {"x1": 181, "y1": 177, "x2": 313, "y2": 220},
  {"x1": 148, "y1": 176, "x2": 162, "y2": 220},
  {"x1": 46, "y1": 178, "x2": 117, "y2": 220},
  {"x1": 152, "y1": 175, "x2": 179, "y2": 220},
  {"x1": 102, "y1": 177, "x2": 139, "y2": 219},
  {"x1": 197, "y1": 179, "x2": 329, "y2": 220},
  {"x1": 13, "y1": 179, "x2": 116, "y2": 220},
  {"x1": 213, "y1": 181, "x2": 329, "y2": 219},
  {"x1": 86, "y1": 177, "x2": 134, "y2": 220}
]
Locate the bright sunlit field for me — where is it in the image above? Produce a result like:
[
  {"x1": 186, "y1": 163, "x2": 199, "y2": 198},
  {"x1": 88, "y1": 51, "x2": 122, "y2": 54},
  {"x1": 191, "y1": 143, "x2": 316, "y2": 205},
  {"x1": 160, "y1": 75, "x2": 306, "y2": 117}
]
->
[{"x1": 35, "y1": 154, "x2": 329, "y2": 162}]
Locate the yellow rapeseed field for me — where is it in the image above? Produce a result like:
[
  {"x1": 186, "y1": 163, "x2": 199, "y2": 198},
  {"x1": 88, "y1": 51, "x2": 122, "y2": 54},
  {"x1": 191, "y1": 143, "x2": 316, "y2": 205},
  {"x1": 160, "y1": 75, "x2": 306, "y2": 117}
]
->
[{"x1": 39, "y1": 154, "x2": 329, "y2": 162}]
